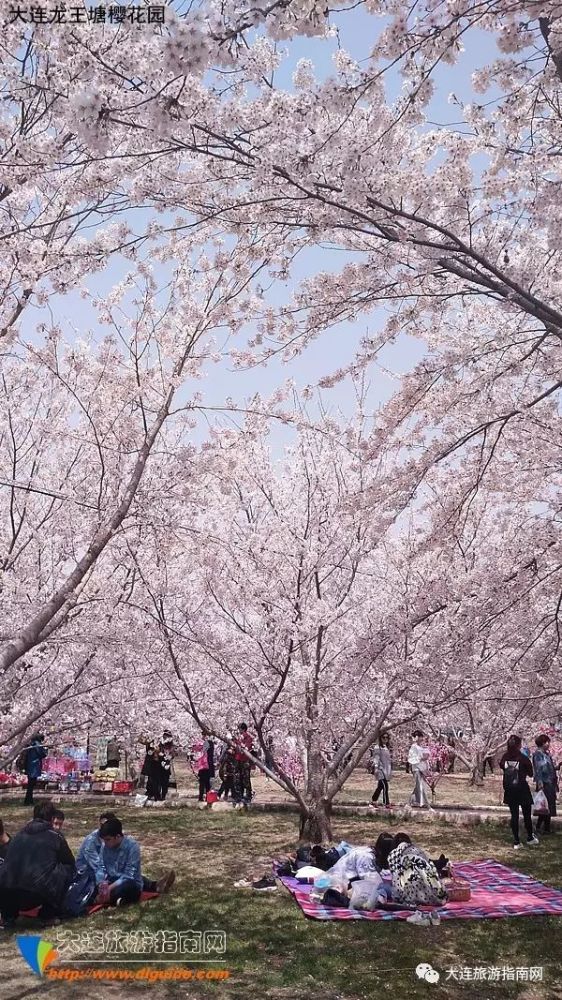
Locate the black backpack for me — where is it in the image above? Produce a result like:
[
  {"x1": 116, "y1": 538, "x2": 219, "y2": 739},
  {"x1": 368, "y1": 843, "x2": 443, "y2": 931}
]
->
[{"x1": 503, "y1": 758, "x2": 520, "y2": 791}]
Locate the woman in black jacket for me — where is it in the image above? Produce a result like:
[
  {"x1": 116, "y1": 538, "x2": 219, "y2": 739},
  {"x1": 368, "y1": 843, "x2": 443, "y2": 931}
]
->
[
  {"x1": 0, "y1": 801, "x2": 75, "y2": 927},
  {"x1": 499, "y1": 735, "x2": 540, "y2": 849}
]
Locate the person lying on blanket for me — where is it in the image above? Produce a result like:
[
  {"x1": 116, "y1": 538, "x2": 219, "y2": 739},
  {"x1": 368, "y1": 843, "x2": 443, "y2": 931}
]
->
[
  {"x1": 326, "y1": 832, "x2": 395, "y2": 886},
  {"x1": 0, "y1": 801, "x2": 75, "y2": 929},
  {"x1": 387, "y1": 833, "x2": 448, "y2": 907},
  {"x1": 93, "y1": 817, "x2": 175, "y2": 907}
]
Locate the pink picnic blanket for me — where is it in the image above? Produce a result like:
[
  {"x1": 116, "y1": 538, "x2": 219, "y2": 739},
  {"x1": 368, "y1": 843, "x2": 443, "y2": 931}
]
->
[{"x1": 279, "y1": 859, "x2": 562, "y2": 921}]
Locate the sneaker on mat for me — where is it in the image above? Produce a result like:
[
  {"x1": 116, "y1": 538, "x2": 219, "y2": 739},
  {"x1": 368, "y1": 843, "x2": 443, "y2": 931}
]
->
[
  {"x1": 526, "y1": 836, "x2": 539, "y2": 846},
  {"x1": 406, "y1": 910, "x2": 431, "y2": 926},
  {"x1": 156, "y1": 870, "x2": 176, "y2": 894},
  {"x1": 252, "y1": 876, "x2": 277, "y2": 892}
]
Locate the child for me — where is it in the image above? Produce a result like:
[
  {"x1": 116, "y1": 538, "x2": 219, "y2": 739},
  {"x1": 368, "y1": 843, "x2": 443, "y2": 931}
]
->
[{"x1": 192, "y1": 730, "x2": 215, "y2": 802}]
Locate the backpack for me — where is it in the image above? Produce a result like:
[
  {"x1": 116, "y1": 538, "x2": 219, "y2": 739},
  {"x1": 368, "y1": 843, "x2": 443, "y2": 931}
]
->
[
  {"x1": 503, "y1": 758, "x2": 520, "y2": 791},
  {"x1": 62, "y1": 870, "x2": 97, "y2": 917},
  {"x1": 15, "y1": 748, "x2": 28, "y2": 773}
]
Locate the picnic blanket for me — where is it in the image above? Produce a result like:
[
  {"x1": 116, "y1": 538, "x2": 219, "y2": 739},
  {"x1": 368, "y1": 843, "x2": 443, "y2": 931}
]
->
[
  {"x1": 20, "y1": 890, "x2": 159, "y2": 919},
  {"x1": 278, "y1": 859, "x2": 562, "y2": 922}
]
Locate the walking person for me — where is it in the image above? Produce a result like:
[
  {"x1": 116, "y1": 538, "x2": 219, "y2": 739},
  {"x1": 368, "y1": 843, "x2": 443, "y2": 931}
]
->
[
  {"x1": 217, "y1": 736, "x2": 236, "y2": 799},
  {"x1": 446, "y1": 735, "x2": 456, "y2": 774},
  {"x1": 193, "y1": 730, "x2": 215, "y2": 802},
  {"x1": 370, "y1": 732, "x2": 392, "y2": 808},
  {"x1": 104, "y1": 735, "x2": 121, "y2": 770},
  {"x1": 140, "y1": 738, "x2": 163, "y2": 802},
  {"x1": 233, "y1": 723, "x2": 254, "y2": 808},
  {"x1": 532, "y1": 734, "x2": 558, "y2": 835},
  {"x1": 264, "y1": 736, "x2": 275, "y2": 777},
  {"x1": 499, "y1": 735, "x2": 539, "y2": 849},
  {"x1": 21, "y1": 734, "x2": 48, "y2": 807},
  {"x1": 483, "y1": 753, "x2": 495, "y2": 776},
  {"x1": 158, "y1": 732, "x2": 176, "y2": 802},
  {"x1": 408, "y1": 731, "x2": 432, "y2": 808}
]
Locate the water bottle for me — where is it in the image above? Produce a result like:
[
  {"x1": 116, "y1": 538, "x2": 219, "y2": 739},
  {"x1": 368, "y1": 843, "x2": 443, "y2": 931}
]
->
[{"x1": 310, "y1": 874, "x2": 332, "y2": 902}]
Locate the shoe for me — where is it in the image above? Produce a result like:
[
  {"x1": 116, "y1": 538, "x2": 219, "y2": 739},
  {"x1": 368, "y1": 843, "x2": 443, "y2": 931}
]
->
[
  {"x1": 513, "y1": 843, "x2": 522, "y2": 850},
  {"x1": 115, "y1": 898, "x2": 124, "y2": 907},
  {"x1": 233, "y1": 879, "x2": 253, "y2": 888},
  {"x1": 429, "y1": 913, "x2": 441, "y2": 926},
  {"x1": 251, "y1": 877, "x2": 277, "y2": 892},
  {"x1": 406, "y1": 910, "x2": 431, "y2": 926},
  {"x1": 277, "y1": 861, "x2": 296, "y2": 877},
  {"x1": 526, "y1": 837, "x2": 539, "y2": 846},
  {"x1": 0, "y1": 921, "x2": 16, "y2": 932},
  {"x1": 156, "y1": 869, "x2": 176, "y2": 894}
]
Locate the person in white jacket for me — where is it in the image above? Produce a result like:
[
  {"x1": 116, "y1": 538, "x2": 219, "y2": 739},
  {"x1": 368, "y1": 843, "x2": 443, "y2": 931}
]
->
[{"x1": 408, "y1": 731, "x2": 432, "y2": 808}]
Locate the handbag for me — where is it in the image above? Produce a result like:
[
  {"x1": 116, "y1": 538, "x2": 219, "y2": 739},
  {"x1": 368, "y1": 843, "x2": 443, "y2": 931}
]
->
[{"x1": 532, "y1": 789, "x2": 550, "y2": 815}]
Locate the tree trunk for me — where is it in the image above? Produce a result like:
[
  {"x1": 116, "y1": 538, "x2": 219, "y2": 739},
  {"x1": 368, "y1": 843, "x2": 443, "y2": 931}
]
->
[
  {"x1": 470, "y1": 752, "x2": 485, "y2": 786},
  {"x1": 299, "y1": 798, "x2": 333, "y2": 843}
]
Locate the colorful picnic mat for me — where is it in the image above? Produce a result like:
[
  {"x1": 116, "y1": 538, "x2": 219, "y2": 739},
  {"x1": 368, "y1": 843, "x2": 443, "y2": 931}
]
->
[{"x1": 278, "y1": 859, "x2": 562, "y2": 922}]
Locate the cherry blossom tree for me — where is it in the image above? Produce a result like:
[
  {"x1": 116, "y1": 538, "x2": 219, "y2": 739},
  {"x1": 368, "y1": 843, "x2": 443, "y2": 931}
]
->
[
  {"x1": 0, "y1": 243, "x2": 268, "y2": 760},
  {"x1": 125, "y1": 418, "x2": 492, "y2": 839}
]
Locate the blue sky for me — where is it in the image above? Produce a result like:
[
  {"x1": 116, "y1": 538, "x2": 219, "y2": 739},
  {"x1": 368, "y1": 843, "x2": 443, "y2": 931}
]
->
[{"x1": 23, "y1": 6, "x2": 500, "y2": 452}]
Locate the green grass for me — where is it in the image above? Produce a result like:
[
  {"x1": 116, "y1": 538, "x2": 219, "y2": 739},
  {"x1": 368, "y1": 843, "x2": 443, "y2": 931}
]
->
[{"x1": 0, "y1": 801, "x2": 561, "y2": 999}]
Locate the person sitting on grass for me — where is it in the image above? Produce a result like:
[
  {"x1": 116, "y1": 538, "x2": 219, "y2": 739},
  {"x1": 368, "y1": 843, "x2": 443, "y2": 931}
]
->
[
  {"x1": 51, "y1": 808, "x2": 66, "y2": 834},
  {"x1": 0, "y1": 801, "x2": 75, "y2": 929},
  {"x1": 76, "y1": 810, "x2": 119, "y2": 876},
  {"x1": 387, "y1": 833, "x2": 447, "y2": 907},
  {"x1": 0, "y1": 819, "x2": 11, "y2": 863},
  {"x1": 94, "y1": 818, "x2": 175, "y2": 907}
]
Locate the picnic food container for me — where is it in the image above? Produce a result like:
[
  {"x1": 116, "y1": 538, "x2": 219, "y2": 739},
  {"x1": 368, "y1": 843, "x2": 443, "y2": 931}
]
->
[{"x1": 444, "y1": 878, "x2": 471, "y2": 902}]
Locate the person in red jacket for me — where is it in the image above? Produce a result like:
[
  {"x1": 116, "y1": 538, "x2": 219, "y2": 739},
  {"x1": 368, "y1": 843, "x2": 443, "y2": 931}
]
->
[{"x1": 233, "y1": 723, "x2": 254, "y2": 808}]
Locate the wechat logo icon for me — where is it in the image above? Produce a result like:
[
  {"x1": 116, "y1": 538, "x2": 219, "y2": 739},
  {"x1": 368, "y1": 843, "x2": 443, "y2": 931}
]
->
[{"x1": 416, "y1": 962, "x2": 440, "y2": 984}]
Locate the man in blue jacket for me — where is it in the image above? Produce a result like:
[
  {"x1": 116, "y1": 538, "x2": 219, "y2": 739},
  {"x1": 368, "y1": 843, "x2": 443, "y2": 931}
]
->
[
  {"x1": 23, "y1": 734, "x2": 48, "y2": 806},
  {"x1": 94, "y1": 818, "x2": 175, "y2": 907}
]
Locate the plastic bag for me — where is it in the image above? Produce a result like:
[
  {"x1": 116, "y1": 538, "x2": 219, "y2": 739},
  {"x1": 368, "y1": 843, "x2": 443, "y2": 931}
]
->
[
  {"x1": 310, "y1": 872, "x2": 349, "y2": 902},
  {"x1": 133, "y1": 793, "x2": 148, "y2": 808},
  {"x1": 532, "y1": 789, "x2": 549, "y2": 815},
  {"x1": 349, "y1": 875, "x2": 383, "y2": 911}
]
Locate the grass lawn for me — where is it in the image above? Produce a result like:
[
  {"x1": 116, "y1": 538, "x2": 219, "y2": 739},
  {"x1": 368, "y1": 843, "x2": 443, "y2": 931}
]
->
[{"x1": 0, "y1": 800, "x2": 560, "y2": 1000}]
